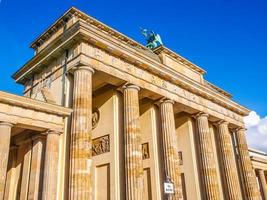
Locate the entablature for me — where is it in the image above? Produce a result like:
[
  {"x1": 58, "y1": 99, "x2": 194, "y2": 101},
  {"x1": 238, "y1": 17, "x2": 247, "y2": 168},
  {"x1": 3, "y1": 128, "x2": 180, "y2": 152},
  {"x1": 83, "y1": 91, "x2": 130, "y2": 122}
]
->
[
  {"x1": 0, "y1": 91, "x2": 72, "y2": 132},
  {"x1": 12, "y1": 7, "x2": 250, "y2": 126},
  {"x1": 28, "y1": 7, "x2": 207, "y2": 85}
]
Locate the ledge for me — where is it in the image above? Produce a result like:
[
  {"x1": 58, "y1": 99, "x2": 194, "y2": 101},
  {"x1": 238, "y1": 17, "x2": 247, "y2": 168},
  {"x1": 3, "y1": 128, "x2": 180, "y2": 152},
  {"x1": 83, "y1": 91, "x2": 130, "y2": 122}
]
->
[
  {"x1": 153, "y1": 45, "x2": 206, "y2": 74},
  {"x1": 29, "y1": 7, "x2": 206, "y2": 78},
  {"x1": 30, "y1": 7, "x2": 147, "y2": 51},
  {"x1": 0, "y1": 91, "x2": 72, "y2": 117},
  {"x1": 11, "y1": 7, "x2": 250, "y2": 118}
]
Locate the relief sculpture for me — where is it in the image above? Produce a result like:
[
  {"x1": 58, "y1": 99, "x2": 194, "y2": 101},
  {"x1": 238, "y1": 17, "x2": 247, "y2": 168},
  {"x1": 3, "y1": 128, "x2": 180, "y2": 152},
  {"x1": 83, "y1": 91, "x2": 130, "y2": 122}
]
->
[
  {"x1": 92, "y1": 108, "x2": 100, "y2": 130},
  {"x1": 142, "y1": 143, "x2": 150, "y2": 160},
  {"x1": 92, "y1": 135, "x2": 110, "y2": 156}
]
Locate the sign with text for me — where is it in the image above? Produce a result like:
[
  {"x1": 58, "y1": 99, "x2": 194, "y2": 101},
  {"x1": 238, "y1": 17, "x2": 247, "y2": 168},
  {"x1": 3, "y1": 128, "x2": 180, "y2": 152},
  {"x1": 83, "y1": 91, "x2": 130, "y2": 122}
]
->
[{"x1": 164, "y1": 182, "x2": 174, "y2": 194}]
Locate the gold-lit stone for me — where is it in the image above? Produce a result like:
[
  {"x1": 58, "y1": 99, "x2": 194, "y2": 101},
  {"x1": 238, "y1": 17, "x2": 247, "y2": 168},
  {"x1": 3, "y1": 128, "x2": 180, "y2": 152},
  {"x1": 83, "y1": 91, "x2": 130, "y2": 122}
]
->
[{"x1": 0, "y1": 7, "x2": 264, "y2": 200}]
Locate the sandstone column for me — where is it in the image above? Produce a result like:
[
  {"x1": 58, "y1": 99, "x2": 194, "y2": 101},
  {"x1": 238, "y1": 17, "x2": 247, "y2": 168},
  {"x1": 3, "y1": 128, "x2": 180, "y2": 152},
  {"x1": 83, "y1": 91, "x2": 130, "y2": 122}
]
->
[
  {"x1": 28, "y1": 135, "x2": 45, "y2": 200},
  {"x1": 258, "y1": 170, "x2": 267, "y2": 199},
  {"x1": 235, "y1": 128, "x2": 261, "y2": 200},
  {"x1": 3, "y1": 146, "x2": 17, "y2": 200},
  {"x1": 216, "y1": 121, "x2": 242, "y2": 199},
  {"x1": 159, "y1": 99, "x2": 183, "y2": 200},
  {"x1": 69, "y1": 65, "x2": 94, "y2": 200},
  {"x1": 0, "y1": 122, "x2": 13, "y2": 200},
  {"x1": 195, "y1": 113, "x2": 220, "y2": 200},
  {"x1": 19, "y1": 140, "x2": 32, "y2": 200},
  {"x1": 123, "y1": 83, "x2": 144, "y2": 200},
  {"x1": 42, "y1": 130, "x2": 60, "y2": 200}
]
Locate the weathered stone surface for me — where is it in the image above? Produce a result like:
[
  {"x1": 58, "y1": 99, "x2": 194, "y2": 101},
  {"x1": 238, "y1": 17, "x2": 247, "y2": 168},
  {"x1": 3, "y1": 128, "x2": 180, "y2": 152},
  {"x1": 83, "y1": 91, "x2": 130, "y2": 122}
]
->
[
  {"x1": 0, "y1": 122, "x2": 12, "y2": 200},
  {"x1": 19, "y1": 140, "x2": 32, "y2": 200},
  {"x1": 69, "y1": 66, "x2": 94, "y2": 200},
  {"x1": 195, "y1": 113, "x2": 220, "y2": 200},
  {"x1": 216, "y1": 121, "x2": 242, "y2": 200},
  {"x1": 235, "y1": 128, "x2": 261, "y2": 200},
  {"x1": 3, "y1": 146, "x2": 17, "y2": 200},
  {"x1": 123, "y1": 84, "x2": 144, "y2": 200},
  {"x1": 159, "y1": 99, "x2": 183, "y2": 200},
  {"x1": 28, "y1": 135, "x2": 45, "y2": 200},
  {"x1": 42, "y1": 131, "x2": 60, "y2": 200},
  {"x1": 258, "y1": 169, "x2": 267, "y2": 199},
  {"x1": 0, "y1": 91, "x2": 71, "y2": 132},
  {"x1": 1, "y1": 7, "x2": 265, "y2": 200}
]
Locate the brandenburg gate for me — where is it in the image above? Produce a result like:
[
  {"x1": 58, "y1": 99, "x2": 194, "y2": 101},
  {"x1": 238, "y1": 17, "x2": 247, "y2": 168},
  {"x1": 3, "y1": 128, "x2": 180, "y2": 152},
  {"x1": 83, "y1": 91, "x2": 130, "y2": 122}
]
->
[{"x1": 0, "y1": 7, "x2": 266, "y2": 200}]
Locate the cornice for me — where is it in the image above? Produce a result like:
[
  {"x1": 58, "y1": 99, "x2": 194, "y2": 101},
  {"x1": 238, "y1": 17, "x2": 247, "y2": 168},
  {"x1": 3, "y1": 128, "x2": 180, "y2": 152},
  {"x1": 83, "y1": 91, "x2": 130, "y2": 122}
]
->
[
  {"x1": 0, "y1": 91, "x2": 72, "y2": 117},
  {"x1": 30, "y1": 7, "x2": 206, "y2": 78},
  {"x1": 153, "y1": 45, "x2": 206, "y2": 74},
  {"x1": 249, "y1": 148, "x2": 267, "y2": 156},
  {"x1": 77, "y1": 21, "x2": 246, "y2": 113},
  {"x1": 30, "y1": 7, "x2": 79, "y2": 50},
  {"x1": 250, "y1": 156, "x2": 267, "y2": 165},
  {"x1": 30, "y1": 7, "x2": 147, "y2": 51},
  {"x1": 204, "y1": 80, "x2": 232, "y2": 98},
  {"x1": 75, "y1": 20, "x2": 250, "y2": 116},
  {"x1": 12, "y1": 7, "x2": 250, "y2": 117},
  {"x1": 12, "y1": 21, "x2": 81, "y2": 82},
  {"x1": 13, "y1": 20, "x2": 250, "y2": 117}
]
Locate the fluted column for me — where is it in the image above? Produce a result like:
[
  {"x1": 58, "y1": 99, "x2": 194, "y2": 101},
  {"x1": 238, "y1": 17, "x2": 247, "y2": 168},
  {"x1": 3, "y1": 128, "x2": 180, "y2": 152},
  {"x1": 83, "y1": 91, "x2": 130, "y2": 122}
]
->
[
  {"x1": 42, "y1": 130, "x2": 61, "y2": 200},
  {"x1": 258, "y1": 170, "x2": 267, "y2": 199},
  {"x1": 28, "y1": 135, "x2": 45, "y2": 200},
  {"x1": 159, "y1": 99, "x2": 183, "y2": 200},
  {"x1": 69, "y1": 66, "x2": 94, "y2": 200},
  {"x1": 216, "y1": 121, "x2": 242, "y2": 199},
  {"x1": 235, "y1": 128, "x2": 261, "y2": 200},
  {"x1": 0, "y1": 122, "x2": 13, "y2": 200},
  {"x1": 123, "y1": 83, "x2": 144, "y2": 200},
  {"x1": 195, "y1": 113, "x2": 220, "y2": 200},
  {"x1": 3, "y1": 145, "x2": 18, "y2": 200}
]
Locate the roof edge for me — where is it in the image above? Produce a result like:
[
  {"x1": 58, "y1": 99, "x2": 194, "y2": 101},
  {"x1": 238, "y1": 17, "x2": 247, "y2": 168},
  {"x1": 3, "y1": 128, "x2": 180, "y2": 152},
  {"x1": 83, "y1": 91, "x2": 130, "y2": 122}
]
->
[
  {"x1": 153, "y1": 45, "x2": 206, "y2": 75},
  {"x1": 30, "y1": 7, "x2": 77, "y2": 49},
  {"x1": 0, "y1": 91, "x2": 72, "y2": 117}
]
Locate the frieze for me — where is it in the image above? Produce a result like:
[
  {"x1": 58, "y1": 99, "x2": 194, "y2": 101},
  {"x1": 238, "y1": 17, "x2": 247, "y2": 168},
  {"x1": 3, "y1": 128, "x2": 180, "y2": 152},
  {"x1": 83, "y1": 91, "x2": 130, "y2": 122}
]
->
[
  {"x1": 92, "y1": 135, "x2": 110, "y2": 156},
  {"x1": 83, "y1": 44, "x2": 244, "y2": 124}
]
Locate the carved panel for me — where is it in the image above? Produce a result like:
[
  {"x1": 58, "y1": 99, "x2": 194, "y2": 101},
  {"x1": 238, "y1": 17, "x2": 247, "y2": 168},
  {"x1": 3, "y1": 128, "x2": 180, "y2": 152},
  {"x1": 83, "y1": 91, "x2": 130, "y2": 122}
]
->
[
  {"x1": 92, "y1": 108, "x2": 100, "y2": 130},
  {"x1": 178, "y1": 151, "x2": 183, "y2": 165},
  {"x1": 142, "y1": 143, "x2": 150, "y2": 160},
  {"x1": 92, "y1": 135, "x2": 110, "y2": 156}
]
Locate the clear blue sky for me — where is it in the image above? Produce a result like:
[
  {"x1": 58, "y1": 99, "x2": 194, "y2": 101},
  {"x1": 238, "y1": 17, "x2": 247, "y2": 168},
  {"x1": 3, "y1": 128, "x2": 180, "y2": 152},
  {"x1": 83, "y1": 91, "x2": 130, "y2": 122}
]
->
[{"x1": 0, "y1": 0, "x2": 266, "y2": 116}]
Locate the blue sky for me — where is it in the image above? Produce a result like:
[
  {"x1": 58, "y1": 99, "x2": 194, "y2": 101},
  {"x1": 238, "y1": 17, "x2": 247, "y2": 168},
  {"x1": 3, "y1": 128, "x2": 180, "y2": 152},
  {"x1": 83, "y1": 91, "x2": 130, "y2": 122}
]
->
[{"x1": 0, "y1": 0, "x2": 266, "y2": 117}]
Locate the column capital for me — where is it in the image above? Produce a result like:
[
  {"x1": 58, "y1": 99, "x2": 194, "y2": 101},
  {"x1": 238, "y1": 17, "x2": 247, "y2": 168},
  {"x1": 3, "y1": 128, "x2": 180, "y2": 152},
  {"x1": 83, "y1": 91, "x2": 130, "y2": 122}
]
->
[
  {"x1": 69, "y1": 64, "x2": 95, "y2": 75},
  {"x1": 122, "y1": 83, "x2": 140, "y2": 91},
  {"x1": 193, "y1": 112, "x2": 209, "y2": 119},
  {"x1": 256, "y1": 168, "x2": 264, "y2": 172},
  {"x1": 9, "y1": 145, "x2": 18, "y2": 151},
  {"x1": 42, "y1": 130, "x2": 62, "y2": 136},
  {"x1": 235, "y1": 127, "x2": 247, "y2": 132},
  {"x1": 0, "y1": 121, "x2": 14, "y2": 127},
  {"x1": 215, "y1": 120, "x2": 229, "y2": 127},
  {"x1": 14, "y1": 136, "x2": 32, "y2": 146},
  {"x1": 31, "y1": 134, "x2": 46, "y2": 141},
  {"x1": 75, "y1": 65, "x2": 94, "y2": 73},
  {"x1": 157, "y1": 98, "x2": 175, "y2": 105}
]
